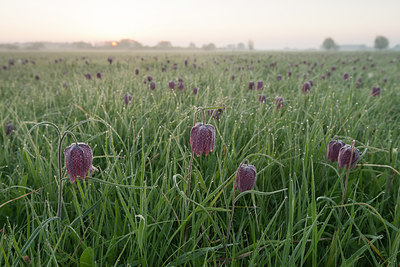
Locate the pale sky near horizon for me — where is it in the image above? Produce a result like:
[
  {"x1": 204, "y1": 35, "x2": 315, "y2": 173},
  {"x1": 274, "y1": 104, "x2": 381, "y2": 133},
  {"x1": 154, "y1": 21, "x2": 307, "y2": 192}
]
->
[{"x1": 0, "y1": 0, "x2": 399, "y2": 49}]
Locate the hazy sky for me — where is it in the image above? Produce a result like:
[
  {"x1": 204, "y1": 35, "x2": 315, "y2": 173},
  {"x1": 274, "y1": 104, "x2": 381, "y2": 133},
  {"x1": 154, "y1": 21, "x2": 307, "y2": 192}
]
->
[{"x1": 1, "y1": 0, "x2": 399, "y2": 49}]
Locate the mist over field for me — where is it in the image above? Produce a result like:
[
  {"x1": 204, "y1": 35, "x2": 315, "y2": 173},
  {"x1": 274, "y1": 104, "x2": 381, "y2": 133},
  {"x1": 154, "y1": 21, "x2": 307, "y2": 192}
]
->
[{"x1": 1, "y1": 0, "x2": 400, "y2": 266}]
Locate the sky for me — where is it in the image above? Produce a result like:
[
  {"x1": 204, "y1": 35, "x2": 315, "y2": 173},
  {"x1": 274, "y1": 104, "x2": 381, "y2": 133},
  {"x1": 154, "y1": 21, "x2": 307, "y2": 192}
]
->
[{"x1": 0, "y1": 0, "x2": 399, "y2": 50}]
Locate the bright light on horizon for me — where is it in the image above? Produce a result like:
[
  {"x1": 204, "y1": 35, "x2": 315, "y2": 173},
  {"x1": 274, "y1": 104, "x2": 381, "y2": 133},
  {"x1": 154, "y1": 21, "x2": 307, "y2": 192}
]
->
[{"x1": 1, "y1": 0, "x2": 400, "y2": 49}]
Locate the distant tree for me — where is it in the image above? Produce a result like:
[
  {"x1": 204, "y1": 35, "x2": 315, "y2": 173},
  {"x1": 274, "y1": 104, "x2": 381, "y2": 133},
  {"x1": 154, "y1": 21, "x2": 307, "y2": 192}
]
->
[
  {"x1": 374, "y1": 36, "x2": 389, "y2": 50},
  {"x1": 73, "y1": 42, "x2": 92, "y2": 49},
  {"x1": 202, "y1": 43, "x2": 216, "y2": 50},
  {"x1": 237, "y1": 42, "x2": 246, "y2": 50},
  {"x1": 248, "y1": 40, "x2": 254, "y2": 50},
  {"x1": 26, "y1": 42, "x2": 45, "y2": 50},
  {"x1": 119, "y1": 39, "x2": 143, "y2": 49},
  {"x1": 188, "y1": 42, "x2": 197, "y2": 49},
  {"x1": 155, "y1": 41, "x2": 173, "y2": 49},
  {"x1": 322, "y1": 38, "x2": 338, "y2": 50}
]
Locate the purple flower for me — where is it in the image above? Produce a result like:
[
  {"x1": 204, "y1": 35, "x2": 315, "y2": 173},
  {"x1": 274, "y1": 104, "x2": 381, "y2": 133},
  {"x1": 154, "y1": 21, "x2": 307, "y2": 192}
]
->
[
  {"x1": 107, "y1": 57, "x2": 113, "y2": 64},
  {"x1": 85, "y1": 73, "x2": 92, "y2": 80},
  {"x1": 35, "y1": 74, "x2": 40, "y2": 81},
  {"x1": 326, "y1": 140, "x2": 345, "y2": 162},
  {"x1": 124, "y1": 94, "x2": 132, "y2": 105},
  {"x1": 169, "y1": 80, "x2": 175, "y2": 90},
  {"x1": 371, "y1": 87, "x2": 381, "y2": 96},
  {"x1": 320, "y1": 75, "x2": 326, "y2": 80},
  {"x1": 302, "y1": 82, "x2": 311, "y2": 94},
  {"x1": 64, "y1": 143, "x2": 97, "y2": 183},
  {"x1": 343, "y1": 72, "x2": 349, "y2": 81},
  {"x1": 147, "y1": 75, "x2": 153, "y2": 82},
  {"x1": 190, "y1": 123, "x2": 216, "y2": 157},
  {"x1": 236, "y1": 163, "x2": 257, "y2": 192},
  {"x1": 5, "y1": 123, "x2": 14, "y2": 135},
  {"x1": 2, "y1": 65, "x2": 7, "y2": 70},
  {"x1": 287, "y1": 71, "x2": 292, "y2": 77},
  {"x1": 97, "y1": 72, "x2": 101, "y2": 79},
  {"x1": 259, "y1": 95, "x2": 266, "y2": 103},
  {"x1": 338, "y1": 145, "x2": 360, "y2": 169},
  {"x1": 231, "y1": 75, "x2": 235, "y2": 81},
  {"x1": 173, "y1": 63, "x2": 177, "y2": 70},
  {"x1": 257, "y1": 80, "x2": 263, "y2": 91},
  {"x1": 193, "y1": 87, "x2": 198, "y2": 95},
  {"x1": 309, "y1": 80, "x2": 314, "y2": 87},
  {"x1": 277, "y1": 74, "x2": 282, "y2": 81},
  {"x1": 150, "y1": 81, "x2": 156, "y2": 90},
  {"x1": 331, "y1": 66, "x2": 336, "y2": 71},
  {"x1": 178, "y1": 81, "x2": 184, "y2": 91},
  {"x1": 135, "y1": 69, "x2": 139, "y2": 75},
  {"x1": 185, "y1": 59, "x2": 188, "y2": 67},
  {"x1": 249, "y1": 81, "x2": 255, "y2": 90},
  {"x1": 273, "y1": 96, "x2": 284, "y2": 110}
]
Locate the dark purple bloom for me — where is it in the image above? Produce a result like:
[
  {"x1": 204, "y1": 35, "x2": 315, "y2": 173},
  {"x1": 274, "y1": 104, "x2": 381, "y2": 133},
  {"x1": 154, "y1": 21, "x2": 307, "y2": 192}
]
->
[
  {"x1": 362, "y1": 66, "x2": 366, "y2": 70},
  {"x1": 371, "y1": 87, "x2": 381, "y2": 96},
  {"x1": 249, "y1": 81, "x2": 255, "y2": 90},
  {"x1": 8, "y1": 59, "x2": 14, "y2": 66},
  {"x1": 147, "y1": 75, "x2": 152, "y2": 82},
  {"x1": 331, "y1": 66, "x2": 336, "y2": 71},
  {"x1": 150, "y1": 81, "x2": 156, "y2": 90},
  {"x1": 273, "y1": 96, "x2": 284, "y2": 110},
  {"x1": 236, "y1": 163, "x2": 257, "y2": 192},
  {"x1": 85, "y1": 73, "x2": 92, "y2": 80},
  {"x1": 190, "y1": 123, "x2": 215, "y2": 157},
  {"x1": 107, "y1": 57, "x2": 113, "y2": 64},
  {"x1": 343, "y1": 72, "x2": 349, "y2": 81},
  {"x1": 259, "y1": 94, "x2": 266, "y2": 103},
  {"x1": 2, "y1": 65, "x2": 7, "y2": 70},
  {"x1": 184, "y1": 59, "x2": 188, "y2": 67},
  {"x1": 5, "y1": 123, "x2": 14, "y2": 135},
  {"x1": 326, "y1": 140, "x2": 345, "y2": 162},
  {"x1": 193, "y1": 87, "x2": 198, "y2": 95},
  {"x1": 231, "y1": 75, "x2": 235, "y2": 81},
  {"x1": 309, "y1": 80, "x2": 314, "y2": 87},
  {"x1": 173, "y1": 63, "x2": 177, "y2": 70},
  {"x1": 169, "y1": 80, "x2": 175, "y2": 90},
  {"x1": 178, "y1": 81, "x2": 184, "y2": 90},
  {"x1": 320, "y1": 75, "x2": 326, "y2": 80},
  {"x1": 96, "y1": 72, "x2": 101, "y2": 79},
  {"x1": 124, "y1": 94, "x2": 132, "y2": 105},
  {"x1": 277, "y1": 74, "x2": 282, "y2": 81},
  {"x1": 338, "y1": 145, "x2": 360, "y2": 169},
  {"x1": 35, "y1": 74, "x2": 40, "y2": 80},
  {"x1": 64, "y1": 143, "x2": 97, "y2": 183},
  {"x1": 135, "y1": 69, "x2": 139, "y2": 75},
  {"x1": 327, "y1": 71, "x2": 331, "y2": 77},
  {"x1": 257, "y1": 80, "x2": 263, "y2": 91},
  {"x1": 287, "y1": 71, "x2": 292, "y2": 77},
  {"x1": 302, "y1": 82, "x2": 311, "y2": 94}
]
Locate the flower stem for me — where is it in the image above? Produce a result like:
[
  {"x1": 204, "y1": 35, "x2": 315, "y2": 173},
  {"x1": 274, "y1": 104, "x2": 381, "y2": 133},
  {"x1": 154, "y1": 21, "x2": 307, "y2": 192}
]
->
[
  {"x1": 340, "y1": 140, "x2": 355, "y2": 219},
  {"x1": 225, "y1": 178, "x2": 237, "y2": 246},
  {"x1": 57, "y1": 131, "x2": 78, "y2": 218}
]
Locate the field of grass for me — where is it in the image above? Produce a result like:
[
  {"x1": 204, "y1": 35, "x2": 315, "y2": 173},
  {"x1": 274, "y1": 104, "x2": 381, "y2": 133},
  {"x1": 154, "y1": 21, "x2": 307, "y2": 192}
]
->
[{"x1": 1, "y1": 50, "x2": 400, "y2": 266}]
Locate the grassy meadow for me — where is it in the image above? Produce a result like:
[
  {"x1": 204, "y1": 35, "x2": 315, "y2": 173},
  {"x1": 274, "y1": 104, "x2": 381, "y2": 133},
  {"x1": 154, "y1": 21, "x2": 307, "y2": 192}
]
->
[{"x1": 1, "y1": 50, "x2": 400, "y2": 266}]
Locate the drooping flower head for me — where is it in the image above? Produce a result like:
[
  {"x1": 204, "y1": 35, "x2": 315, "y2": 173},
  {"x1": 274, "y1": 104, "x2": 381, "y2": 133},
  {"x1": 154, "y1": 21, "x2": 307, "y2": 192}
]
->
[
  {"x1": 96, "y1": 72, "x2": 101, "y2": 79},
  {"x1": 150, "y1": 81, "x2": 156, "y2": 90},
  {"x1": 259, "y1": 94, "x2": 266, "y2": 103},
  {"x1": 371, "y1": 87, "x2": 381, "y2": 96},
  {"x1": 193, "y1": 87, "x2": 198, "y2": 95},
  {"x1": 343, "y1": 72, "x2": 349, "y2": 81},
  {"x1": 168, "y1": 80, "x2": 175, "y2": 90},
  {"x1": 124, "y1": 94, "x2": 132, "y2": 105},
  {"x1": 190, "y1": 123, "x2": 215, "y2": 157},
  {"x1": 107, "y1": 57, "x2": 113, "y2": 64},
  {"x1": 5, "y1": 123, "x2": 15, "y2": 135},
  {"x1": 248, "y1": 81, "x2": 255, "y2": 90},
  {"x1": 273, "y1": 96, "x2": 285, "y2": 110},
  {"x1": 64, "y1": 143, "x2": 97, "y2": 183},
  {"x1": 326, "y1": 140, "x2": 345, "y2": 162},
  {"x1": 338, "y1": 144, "x2": 360, "y2": 169},
  {"x1": 236, "y1": 163, "x2": 257, "y2": 192},
  {"x1": 302, "y1": 82, "x2": 311, "y2": 94},
  {"x1": 257, "y1": 80, "x2": 263, "y2": 91}
]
